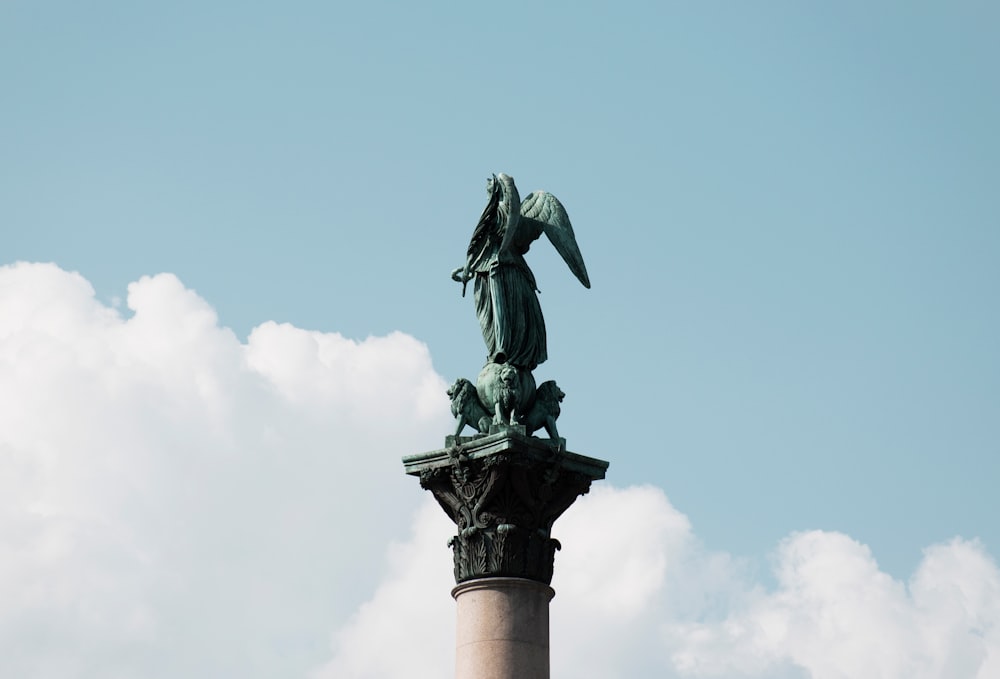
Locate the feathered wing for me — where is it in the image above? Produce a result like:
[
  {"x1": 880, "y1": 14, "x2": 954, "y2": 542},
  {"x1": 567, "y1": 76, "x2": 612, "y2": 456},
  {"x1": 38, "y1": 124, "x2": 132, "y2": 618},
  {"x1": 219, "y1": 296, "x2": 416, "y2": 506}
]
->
[
  {"x1": 491, "y1": 173, "x2": 521, "y2": 255},
  {"x1": 519, "y1": 191, "x2": 591, "y2": 288}
]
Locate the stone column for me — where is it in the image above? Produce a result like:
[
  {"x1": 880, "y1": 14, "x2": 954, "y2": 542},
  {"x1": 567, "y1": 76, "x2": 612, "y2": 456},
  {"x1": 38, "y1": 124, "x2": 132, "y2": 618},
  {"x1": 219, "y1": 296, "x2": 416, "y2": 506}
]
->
[
  {"x1": 453, "y1": 578, "x2": 554, "y2": 679},
  {"x1": 403, "y1": 426, "x2": 608, "y2": 679}
]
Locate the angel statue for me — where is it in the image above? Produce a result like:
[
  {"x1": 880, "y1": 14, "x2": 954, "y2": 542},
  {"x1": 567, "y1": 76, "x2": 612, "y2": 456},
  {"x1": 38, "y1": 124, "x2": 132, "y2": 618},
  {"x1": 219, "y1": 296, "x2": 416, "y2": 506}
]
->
[{"x1": 448, "y1": 173, "x2": 589, "y2": 438}]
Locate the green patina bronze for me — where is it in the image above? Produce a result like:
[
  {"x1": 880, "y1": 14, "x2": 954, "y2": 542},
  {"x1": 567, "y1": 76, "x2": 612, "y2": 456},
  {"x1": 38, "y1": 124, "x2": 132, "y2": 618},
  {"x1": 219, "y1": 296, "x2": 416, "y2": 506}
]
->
[
  {"x1": 451, "y1": 173, "x2": 589, "y2": 371},
  {"x1": 448, "y1": 174, "x2": 590, "y2": 441},
  {"x1": 404, "y1": 174, "x2": 607, "y2": 586}
]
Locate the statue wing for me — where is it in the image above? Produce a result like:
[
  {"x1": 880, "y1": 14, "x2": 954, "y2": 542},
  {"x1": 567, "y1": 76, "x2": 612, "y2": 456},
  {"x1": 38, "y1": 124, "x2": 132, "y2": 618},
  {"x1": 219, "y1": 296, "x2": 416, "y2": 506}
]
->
[{"x1": 519, "y1": 191, "x2": 591, "y2": 288}]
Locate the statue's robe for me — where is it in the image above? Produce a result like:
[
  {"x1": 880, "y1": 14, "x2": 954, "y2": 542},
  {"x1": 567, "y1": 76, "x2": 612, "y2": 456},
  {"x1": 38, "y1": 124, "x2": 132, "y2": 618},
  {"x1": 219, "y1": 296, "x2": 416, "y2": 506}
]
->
[
  {"x1": 472, "y1": 250, "x2": 546, "y2": 370},
  {"x1": 464, "y1": 176, "x2": 550, "y2": 371}
]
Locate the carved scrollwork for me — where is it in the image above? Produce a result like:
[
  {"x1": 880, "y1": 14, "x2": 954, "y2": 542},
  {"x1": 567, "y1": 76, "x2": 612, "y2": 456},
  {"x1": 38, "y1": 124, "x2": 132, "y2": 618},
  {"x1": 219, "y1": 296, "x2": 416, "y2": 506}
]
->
[{"x1": 417, "y1": 438, "x2": 596, "y2": 585}]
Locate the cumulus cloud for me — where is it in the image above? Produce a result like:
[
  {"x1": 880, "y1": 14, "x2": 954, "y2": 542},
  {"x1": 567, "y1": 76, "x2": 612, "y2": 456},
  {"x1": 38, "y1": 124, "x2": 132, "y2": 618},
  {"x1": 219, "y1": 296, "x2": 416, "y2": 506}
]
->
[
  {"x1": 3, "y1": 262, "x2": 998, "y2": 679},
  {"x1": 667, "y1": 532, "x2": 1000, "y2": 679},
  {"x1": 0, "y1": 262, "x2": 450, "y2": 678},
  {"x1": 321, "y1": 485, "x2": 1000, "y2": 679},
  {"x1": 310, "y1": 500, "x2": 456, "y2": 679}
]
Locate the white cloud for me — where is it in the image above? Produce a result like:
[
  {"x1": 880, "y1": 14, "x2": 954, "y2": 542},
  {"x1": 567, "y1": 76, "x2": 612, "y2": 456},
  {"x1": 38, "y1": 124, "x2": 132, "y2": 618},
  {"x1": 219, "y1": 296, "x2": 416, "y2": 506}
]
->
[
  {"x1": 3, "y1": 262, "x2": 998, "y2": 679},
  {"x1": 309, "y1": 500, "x2": 456, "y2": 679},
  {"x1": 0, "y1": 262, "x2": 451, "y2": 679},
  {"x1": 321, "y1": 486, "x2": 1000, "y2": 679},
  {"x1": 666, "y1": 531, "x2": 1000, "y2": 679}
]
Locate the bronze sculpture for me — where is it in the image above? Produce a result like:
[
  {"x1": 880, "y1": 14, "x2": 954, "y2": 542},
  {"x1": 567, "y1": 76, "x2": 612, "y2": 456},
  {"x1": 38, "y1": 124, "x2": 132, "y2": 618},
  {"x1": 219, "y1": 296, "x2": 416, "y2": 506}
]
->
[
  {"x1": 408, "y1": 173, "x2": 608, "y2": 593},
  {"x1": 448, "y1": 173, "x2": 589, "y2": 441}
]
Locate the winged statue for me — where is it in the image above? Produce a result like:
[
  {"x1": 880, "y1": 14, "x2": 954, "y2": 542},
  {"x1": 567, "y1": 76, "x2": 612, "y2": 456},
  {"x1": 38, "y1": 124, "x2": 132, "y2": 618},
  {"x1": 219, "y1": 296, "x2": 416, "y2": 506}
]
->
[
  {"x1": 450, "y1": 173, "x2": 590, "y2": 372},
  {"x1": 446, "y1": 173, "x2": 589, "y2": 440}
]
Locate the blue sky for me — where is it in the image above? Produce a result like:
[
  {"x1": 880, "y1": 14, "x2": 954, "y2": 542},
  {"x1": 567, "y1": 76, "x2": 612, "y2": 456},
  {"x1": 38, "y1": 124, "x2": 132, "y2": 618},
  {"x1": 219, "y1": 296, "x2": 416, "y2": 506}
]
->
[{"x1": 2, "y1": 3, "x2": 999, "y2": 676}]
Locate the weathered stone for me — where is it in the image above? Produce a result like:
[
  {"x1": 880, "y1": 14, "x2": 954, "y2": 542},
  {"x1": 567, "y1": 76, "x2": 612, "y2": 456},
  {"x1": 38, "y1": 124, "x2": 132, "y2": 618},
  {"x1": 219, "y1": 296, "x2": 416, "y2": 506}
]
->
[
  {"x1": 453, "y1": 578, "x2": 554, "y2": 679},
  {"x1": 402, "y1": 427, "x2": 608, "y2": 584}
]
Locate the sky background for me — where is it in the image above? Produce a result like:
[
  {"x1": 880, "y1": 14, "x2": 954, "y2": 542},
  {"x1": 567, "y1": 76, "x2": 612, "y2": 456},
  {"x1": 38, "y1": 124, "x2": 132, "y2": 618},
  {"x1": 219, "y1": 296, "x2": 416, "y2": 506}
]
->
[{"x1": 2, "y1": 2, "x2": 998, "y2": 677}]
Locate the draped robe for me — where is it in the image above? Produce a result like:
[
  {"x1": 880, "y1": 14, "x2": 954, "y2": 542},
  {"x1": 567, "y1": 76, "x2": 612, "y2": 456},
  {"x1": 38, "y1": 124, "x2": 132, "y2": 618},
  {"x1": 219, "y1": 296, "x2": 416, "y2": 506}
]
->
[{"x1": 464, "y1": 180, "x2": 548, "y2": 370}]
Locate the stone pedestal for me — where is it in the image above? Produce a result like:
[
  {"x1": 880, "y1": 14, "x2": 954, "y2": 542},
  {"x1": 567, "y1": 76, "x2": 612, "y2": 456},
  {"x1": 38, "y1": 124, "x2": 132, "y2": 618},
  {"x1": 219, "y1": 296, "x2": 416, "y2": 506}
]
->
[{"x1": 403, "y1": 427, "x2": 608, "y2": 679}]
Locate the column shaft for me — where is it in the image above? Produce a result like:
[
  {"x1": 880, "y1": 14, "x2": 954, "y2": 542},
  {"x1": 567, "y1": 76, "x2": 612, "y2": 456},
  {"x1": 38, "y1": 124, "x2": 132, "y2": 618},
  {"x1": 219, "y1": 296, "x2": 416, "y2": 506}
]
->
[{"x1": 452, "y1": 578, "x2": 555, "y2": 679}]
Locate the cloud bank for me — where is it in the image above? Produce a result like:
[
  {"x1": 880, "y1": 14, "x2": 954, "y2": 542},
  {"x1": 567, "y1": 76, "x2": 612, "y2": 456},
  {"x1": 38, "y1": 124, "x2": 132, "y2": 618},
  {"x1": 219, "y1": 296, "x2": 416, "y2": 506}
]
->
[
  {"x1": 1, "y1": 262, "x2": 996, "y2": 679},
  {"x1": 323, "y1": 488, "x2": 1000, "y2": 679},
  {"x1": 0, "y1": 262, "x2": 449, "y2": 678}
]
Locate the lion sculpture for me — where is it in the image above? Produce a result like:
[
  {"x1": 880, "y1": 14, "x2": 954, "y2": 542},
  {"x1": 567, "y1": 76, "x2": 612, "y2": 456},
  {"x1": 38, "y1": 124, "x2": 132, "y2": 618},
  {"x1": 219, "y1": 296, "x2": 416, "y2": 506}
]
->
[
  {"x1": 447, "y1": 378, "x2": 492, "y2": 436},
  {"x1": 448, "y1": 371, "x2": 565, "y2": 446},
  {"x1": 476, "y1": 362, "x2": 535, "y2": 427},
  {"x1": 522, "y1": 380, "x2": 564, "y2": 442}
]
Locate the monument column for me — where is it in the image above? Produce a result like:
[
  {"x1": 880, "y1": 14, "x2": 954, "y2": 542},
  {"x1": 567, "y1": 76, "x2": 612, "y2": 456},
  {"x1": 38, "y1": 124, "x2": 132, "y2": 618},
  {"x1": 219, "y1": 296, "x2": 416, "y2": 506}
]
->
[
  {"x1": 403, "y1": 426, "x2": 608, "y2": 679},
  {"x1": 407, "y1": 170, "x2": 603, "y2": 677},
  {"x1": 453, "y1": 577, "x2": 553, "y2": 679}
]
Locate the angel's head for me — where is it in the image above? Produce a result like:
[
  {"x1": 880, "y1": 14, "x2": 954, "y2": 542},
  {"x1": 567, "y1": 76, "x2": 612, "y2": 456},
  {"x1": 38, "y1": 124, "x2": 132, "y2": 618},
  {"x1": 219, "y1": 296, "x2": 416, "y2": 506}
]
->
[{"x1": 486, "y1": 174, "x2": 497, "y2": 195}]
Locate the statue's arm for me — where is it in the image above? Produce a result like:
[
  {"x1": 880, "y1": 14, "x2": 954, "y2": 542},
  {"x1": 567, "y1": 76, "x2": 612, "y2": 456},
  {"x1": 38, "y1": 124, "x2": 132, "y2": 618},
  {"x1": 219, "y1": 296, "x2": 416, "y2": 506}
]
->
[{"x1": 451, "y1": 266, "x2": 474, "y2": 297}]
